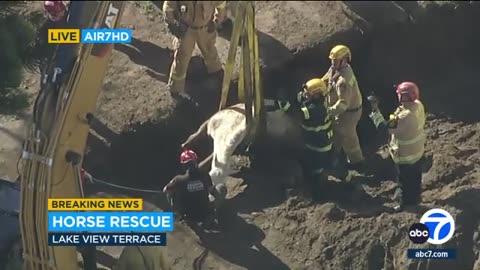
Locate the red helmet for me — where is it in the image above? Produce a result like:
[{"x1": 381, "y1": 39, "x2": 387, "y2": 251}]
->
[
  {"x1": 180, "y1": 149, "x2": 198, "y2": 164},
  {"x1": 396, "y1": 82, "x2": 419, "y2": 102},
  {"x1": 44, "y1": 1, "x2": 66, "y2": 22}
]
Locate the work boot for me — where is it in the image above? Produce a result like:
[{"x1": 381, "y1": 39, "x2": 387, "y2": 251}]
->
[
  {"x1": 393, "y1": 196, "x2": 421, "y2": 213},
  {"x1": 170, "y1": 91, "x2": 198, "y2": 107}
]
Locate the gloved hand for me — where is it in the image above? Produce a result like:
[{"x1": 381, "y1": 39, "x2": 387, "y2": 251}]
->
[
  {"x1": 207, "y1": 20, "x2": 216, "y2": 33},
  {"x1": 369, "y1": 110, "x2": 386, "y2": 128},
  {"x1": 219, "y1": 17, "x2": 232, "y2": 31},
  {"x1": 297, "y1": 91, "x2": 307, "y2": 103},
  {"x1": 367, "y1": 93, "x2": 380, "y2": 111},
  {"x1": 167, "y1": 21, "x2": 187, "y2": 38}
]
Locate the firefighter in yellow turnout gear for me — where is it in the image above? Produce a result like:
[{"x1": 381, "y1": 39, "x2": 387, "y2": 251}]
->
[
  {"x1": 163, "y1": 1, "x2": 226, "y2": 94},
  {"x1": 276, "y1": 79, "x2": 334, "y2": 200},
  {"x1": 322, "y1": 45, "x2": 365, "y2": 171},
  {"x1": 369, "y1": 82, "x2": 426, "y2": 211}
]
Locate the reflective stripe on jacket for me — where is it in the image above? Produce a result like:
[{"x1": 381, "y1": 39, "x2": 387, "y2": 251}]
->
[
  {"x1": 300, "y1": 101, "x2": 333, "y2": 153},
  {"x1": 389, "y1": 100, "x2": 426, "y2": 165}
]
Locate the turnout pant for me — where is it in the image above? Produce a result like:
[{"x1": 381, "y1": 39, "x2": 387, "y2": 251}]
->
[
  {"x1": 397, "y1": 160, "x2": 422, "y2": 206},
  {"x1": 168, "y1": 27, "x2": 222, "y2": 93},
  {"x1": 332, "y1": 109, "x2": 365, "y2": 164},
  {"x1": 302, "y1": 149, "x2": 332, "y2": 199}
]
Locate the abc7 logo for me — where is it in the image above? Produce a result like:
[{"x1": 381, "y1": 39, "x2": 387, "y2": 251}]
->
[
  {"x1": 408, "y1": 208, "x2": 455, "y2": 245},
  {"x1": 408, "y1": 223, "x2": 430, "y2": 244}
]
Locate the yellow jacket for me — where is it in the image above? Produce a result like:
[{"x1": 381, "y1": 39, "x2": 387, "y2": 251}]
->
[
  {"x1": 163, "y1": 1, "x2": 226, "y2": 28},
  {"x1": 322, "y1": 65, "x2": 363, "y2": 116},
  {"x1": 388, "y1": 100, "x2": 426, "y2": 165}
]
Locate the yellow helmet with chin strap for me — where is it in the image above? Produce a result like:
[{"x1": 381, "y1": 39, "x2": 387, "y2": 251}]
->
[
  {"x1": 329, "y1": 45, "x2": 351, "y2": 62},
  {"x1": 303, "y1": 78, "x2": 328, "y2": 96}
]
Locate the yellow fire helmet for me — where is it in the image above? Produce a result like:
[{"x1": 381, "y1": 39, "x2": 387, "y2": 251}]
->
[
  {"x1": 304, "y1": 78, "x2": 328, "y2": 96},
  {"x1": 329, "y1": 45, "x2": 352, "y2": 62}
]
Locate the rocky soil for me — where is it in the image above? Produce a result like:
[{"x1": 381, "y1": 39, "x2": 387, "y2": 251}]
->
[{"x1": 1, "y1": 1, "x2": 480, "y2": 270}]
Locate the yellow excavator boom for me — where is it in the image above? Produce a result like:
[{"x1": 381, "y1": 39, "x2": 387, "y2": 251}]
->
[{"x1": 20, "y1": 2, "x2": 126, "y2": 269}]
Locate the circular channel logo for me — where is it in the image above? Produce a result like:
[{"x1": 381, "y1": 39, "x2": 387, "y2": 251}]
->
[
  {"x1": 408, "y1": 223, "x2": 430, "y2": 244},
  {"x1": 420, "y1": 208, "x2": 455, "y2": 245}
]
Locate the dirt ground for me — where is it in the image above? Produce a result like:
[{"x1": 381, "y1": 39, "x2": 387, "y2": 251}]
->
[{"x1": 1, "y1": 1, "x2": 480, "y2": 270}]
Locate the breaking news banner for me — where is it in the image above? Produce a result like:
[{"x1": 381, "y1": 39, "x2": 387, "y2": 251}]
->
[
  {"x1": 47, "y1": 198, "x2": 173, "y2": 246},
  {"x1": 47, "y1": 28, "x2": 132, "y2": 44}
]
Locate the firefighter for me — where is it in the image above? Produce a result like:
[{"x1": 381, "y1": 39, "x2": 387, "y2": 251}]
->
[
  {"x1": 322, "y1": 45, "x2": 365, "y2": 173},
  {"x1": 163, "y1": 1, "x2": 226, "y2": 94},
  {"x1": 43, "y1": 1, "x2": 67, "y2": 22},
  {"x1": 114, "y1": 246, "x2": 169, "y2": 270},
  {"x1": 276, "y1": 79, "x2": 334, "y2": 200},
  {"x1": 163, "y1": 149, "x2": 227, "y2": 225},
  {"x1": 368, "y1": 82, "x2": 426, "y2": 211}
]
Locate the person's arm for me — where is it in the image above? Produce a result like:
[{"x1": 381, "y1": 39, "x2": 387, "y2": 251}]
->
[
  {"x1": 314, "y1": 103, "x2": 331, "y2": 123},
  {"x1": 163, "y1": 175, "x2": 184, "y2": 193},
  {"x1": 320, "y1": 68, "x2": 332, "y2": 84},
  {"x1": 370, "y1": 109, "x2": 400, "y2": 137},
  {"x1": 213, "y1": 1, "x2": 227, "y2": 24},
  {"x1": 328, "y1": 78, "x2": 350, "y2": 116},
  {"x1": 388, "y1": 110, "x2": 410, "y2": 136},
  {"x1": 202, "y1": 173, "x2": 215, "y2": 194},
  {"x1": 162, "y1": 1, "x2": 178, "y2": 24}
]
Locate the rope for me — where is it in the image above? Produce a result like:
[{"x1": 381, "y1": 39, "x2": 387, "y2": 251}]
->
[
  {"x1": 89, "y1": 177, "x2": 165, "y2": 194},
  {"x1": 192, "y1": 248, "x2": 209, "y2": 270}
]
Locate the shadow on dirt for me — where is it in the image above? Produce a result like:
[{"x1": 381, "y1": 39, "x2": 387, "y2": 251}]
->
[
  {"x1": 226, "y1": 171, "x2": 287, "y2": 215},
  {"x1": 321, "y1": 178, "x2": 395, "y2": 218},
  {"x1": 115, "y1": 37, "x2": 227, "y2": 87},
  {"x1": 346, "y1": 1, "x2": 480, "y2": 123},
  {"x1": 189, "y1": 214, "x2": 291, "y2": 270},
  {"x1": 0, "y1": 126, "x2": 24, "y2": 144},
  {"x1": 225, "y1": 167, "x2": 395, "y2": 219},
  {"x1": 114, "y1": 38, "x2": 173, "y2": 83},
  {"x1": 151, "y1": 1, "x2": 164, "y2": 11},
  {"x1": 217, "y1": 19, "x2": 294, "y2": 78}
]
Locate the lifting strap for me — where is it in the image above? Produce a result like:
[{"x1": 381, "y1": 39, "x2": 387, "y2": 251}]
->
[{"x1": 219, "y1": 1, "x2": 264, "y2": 147}]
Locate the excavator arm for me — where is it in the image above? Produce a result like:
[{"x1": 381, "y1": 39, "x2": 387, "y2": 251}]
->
[{"x1": 20, "y1": 2, "x2": 126, "y2": 270}]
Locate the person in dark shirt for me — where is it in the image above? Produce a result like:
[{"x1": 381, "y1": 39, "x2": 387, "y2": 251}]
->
[{"x1": 163, "y1": 149, "x2": 226, "y2": 224}]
